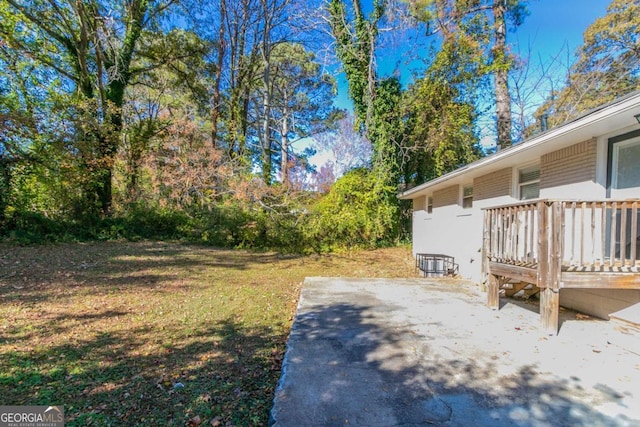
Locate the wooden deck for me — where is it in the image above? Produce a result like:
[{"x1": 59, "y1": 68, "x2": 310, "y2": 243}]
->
[{"x1": 483, "y1": 199, "x2": 640, "y2": 334}]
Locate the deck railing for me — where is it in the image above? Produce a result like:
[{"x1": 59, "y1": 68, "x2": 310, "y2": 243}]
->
[
  {"x1": 483, "y1": 199, "x2": 640, "y2": 274},
  {"x1": 483, "y1": 199, "x2": 640, "y2": 334}
]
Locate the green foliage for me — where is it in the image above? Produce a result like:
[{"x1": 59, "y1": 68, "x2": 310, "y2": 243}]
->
[
  {"x1": 328, "y1": 0, "x2": 377, "y2": 129},
  {"x1": 402, "y1": 75, "x2": 480, "y2": 184},
  {"x1": 327, "y1": 0, "x2": 404, "y2": 193},
  {"x1": 98, "y1": 206, "x2": 193, "y2": 241},
  {"x1": 307, "y1": 168, "x2": 399, "y2": 250},
  {"x1": 398, "y1": 31, "x2": 483, "y2": 187},
  {"x1": 369, "y1": 77, "x2": 403, "y2": 184},
  {"x1": 0, "y1": 0, "x2": 172, "y2": 215}
]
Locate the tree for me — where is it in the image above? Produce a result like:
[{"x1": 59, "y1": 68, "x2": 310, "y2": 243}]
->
[
  {"x1": 405, "y1": 0, "x2": 528, "y2": 149},
  {"x1": 534, "y1": 0, "x2": 640, "y2": 128},
  {"x1": 327, "y1": 0, "x2": 384, "y2": 132},
  {"x1": 0, "y1": 0, "x2": 176, "y2": 216},
  {"x1": 401, "y1": 33, "x2": 482, "y2": 185},
  {"x1": 268, "y1": 43, "x2": 338, "y2": 185},
  {"x1": 492, "y1": 0, "x2": 511, "y2": 149},
  {"x1": 122, "y1": 29, "x2": 211, "y2": 202},
  {"x1": 508, "y1": 41, "x2": 574, "y2": 142},
  {"x1": 312, "y1": 111, "x2": 372, "y2": 182},
  {"x1": 0, "y1": 82, "x2": 34, "y2": 229},
  {"x1": 327, "y1": 0, "x2": 404, "y2": 184},
  {"x1": 402, "y1": 78, "x2": 480, "y2": 182},
  {"x1": 307, "y1": 168, "x2": 399, "y2": 250}
]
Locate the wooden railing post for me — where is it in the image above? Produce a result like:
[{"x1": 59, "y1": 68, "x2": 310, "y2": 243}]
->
[
  {"x1": 538, "y1": 201, "x2": 549, "y2": 286},
  {"x1": 484, "y1": 208, "x2": 500, "y2": 309},
  {"x1": 538, "y1": 200, "x2": 562, "y2": 335}
]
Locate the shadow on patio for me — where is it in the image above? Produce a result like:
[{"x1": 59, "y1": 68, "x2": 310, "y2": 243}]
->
[{"x1": 270, "y1": 278, "x2": 639, "y2": 426}]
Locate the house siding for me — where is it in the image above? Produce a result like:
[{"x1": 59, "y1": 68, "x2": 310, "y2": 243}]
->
[
  {"x1": 541, "y1": 138, "x2": 597, "y2": 189},
  {"x1": 433, "y1": 185, "x2": 459, "y2": 208},
  {"x1": 473, "y1": 167, "x2": 513, "y2": 201},
  {"x1": 413, "y1": 196, "x2": 427, "y2": 211},
  {"x1": 405, "y1": 93, "x2": 640, "y2": 324}
]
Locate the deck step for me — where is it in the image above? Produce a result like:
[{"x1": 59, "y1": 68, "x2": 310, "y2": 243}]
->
[{"x1": 503, "y1": 282, "x2": 540, "y2": 298}]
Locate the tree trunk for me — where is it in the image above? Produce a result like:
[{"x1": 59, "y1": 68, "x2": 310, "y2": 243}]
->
[
  {"x1": 281, "y1": 96, "x2": 290, "y2": 186},
  {"x1": 211, "y1": 0, "x2": 226, "y2": 148},
  {"x1": 493, "y1": 0, "x2": 512, "y2": 149},
  {"x1": 261, "y1": 0, "x2": 272, "y2": 184},
  {"x1": 0, "y1": 158, "x2": 11, "y2": 229},
  {"x1": 261, "y1": 67, "x2": 272, "y2": 183}
]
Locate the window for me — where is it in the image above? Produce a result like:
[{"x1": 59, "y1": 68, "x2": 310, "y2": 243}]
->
[
  {"x1": 462, "y1": 186, "x2": 473, "y2": 208},
  {"x1": 518, "y1": 165, "x2": 540, "y2": 200},
  {"x1": 427, "y1": 197, "x2": 433, "y2": 214},
  {"x1": 611, "y1": 138, "x2": 640, "y2": 190}
]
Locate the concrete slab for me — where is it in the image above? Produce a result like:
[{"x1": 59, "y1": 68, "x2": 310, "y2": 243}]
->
[{"x1": 270, "y1": 277, "x2": 640, "y2": 427}]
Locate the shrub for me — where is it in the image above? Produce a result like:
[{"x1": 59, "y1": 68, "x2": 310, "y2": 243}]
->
[{"x1": 306, "y1": 168, "x2": 399, "y2": 251}]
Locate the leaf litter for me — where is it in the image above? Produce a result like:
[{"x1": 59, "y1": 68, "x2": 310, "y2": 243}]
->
[{"x1": 0, "y1": 241, "x2": 418, "y2": 425}]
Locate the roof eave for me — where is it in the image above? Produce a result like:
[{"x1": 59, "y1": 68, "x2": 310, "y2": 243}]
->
[{"x1": 398, "y1": 90, "x2": 640, "y2": 200}]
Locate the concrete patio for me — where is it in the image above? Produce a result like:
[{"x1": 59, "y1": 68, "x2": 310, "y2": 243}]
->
[{"x1": 270, "y1": 277, "x2": 640, "y2": 426}]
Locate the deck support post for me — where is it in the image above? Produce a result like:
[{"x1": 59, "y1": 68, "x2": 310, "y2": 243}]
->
[
  {"x1": 540, "y1": 288, "x2": 560, "y2": 335},
  {"x1": 488, "y1": 274, "x2": 500, "y2": 310},
  {"x1": 538, "y1": 200, "x2": 562, "y2": 335}
]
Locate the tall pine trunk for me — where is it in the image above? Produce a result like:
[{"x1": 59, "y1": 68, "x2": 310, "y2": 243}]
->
[
  {"x1": 493, "y1": 0, "x2": 512, "y2": 149},
  {"x1": 280, "y1": 96, "x2": 290, "y2": 186},
  {"x1": 261, "y1": 0, "x2": 273, "y2": 183},
  {"x1": 211, "y1": 0, "x2": 226, "y2": 148}
]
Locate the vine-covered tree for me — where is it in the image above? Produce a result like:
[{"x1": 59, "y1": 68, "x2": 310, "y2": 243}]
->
[
  {"x1": 327, "y1": 0, "x2": 405, "y2": 185},
  {"x1": 405, "y1": 0, "x2": 528, "y2": 149}
]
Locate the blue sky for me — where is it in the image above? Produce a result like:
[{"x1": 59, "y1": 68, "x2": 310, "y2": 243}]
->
[
  {"x1": 311, "y1": 0, "x2": 613, "y2": 169},
  {"x1": 514, "y1": 0, "x2": 611, "y2": 57},
  {"x1": 332, "y1": 0, "x2": 613, "y2": 110}
]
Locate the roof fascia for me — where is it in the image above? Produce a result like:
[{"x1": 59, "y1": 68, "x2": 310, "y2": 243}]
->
[{"x1": 398, "y1": 91, "x2": 640, "y2": 200}]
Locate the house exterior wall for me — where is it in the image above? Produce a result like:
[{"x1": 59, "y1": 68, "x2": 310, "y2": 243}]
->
[
  {"x1": 412, "y1": 203, "x2": 483, "y2": 281},
  {"x1": 561, "y1": 289, "x2": 640, "y2": 320},
  {"x1": 433, "y1": 185, "x2": 459, "y2": 208},
  {"x1": 413, "y1": 175, "x2": 514, "y2": 283},
  {"x1": 410, "y1": 135, "x2": 640, "y2": 320},
  {"x1": 413, "y1": 196, "x2": 427, "y2": 211},
  {"x1": 474, "y1": 167, "x2": 513, "y2": 201},
  {"x1": 539, "y1": 138, "x2": 603, "y2": 198}
]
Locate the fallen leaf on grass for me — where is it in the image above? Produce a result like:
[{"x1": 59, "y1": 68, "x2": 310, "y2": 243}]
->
[{"x1": 188, "y1": 415, "x2": 202, "y2": 426}]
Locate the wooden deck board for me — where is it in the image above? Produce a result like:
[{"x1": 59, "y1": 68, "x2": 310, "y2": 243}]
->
[
  {"x1": 487, "y1": 261, "x2": 537, "y2": 285},
  {"x1": 483, "y1": 199, "x2": 640, "y2": 334}
]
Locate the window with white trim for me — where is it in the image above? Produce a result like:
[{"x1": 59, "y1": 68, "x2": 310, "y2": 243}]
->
[
  {"x1": 518, "y1": 165, "x2": 540, "y2": 200},
  {"x1": 462, "y1": 186, "x2": 473, "y2": 208},
  {"x1": 611, "y1": 137, "x2": 640, "y2": 190}
]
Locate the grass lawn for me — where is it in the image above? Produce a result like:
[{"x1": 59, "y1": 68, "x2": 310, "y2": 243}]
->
[{"x1": 0, "y1": 241, "x2": 417, "y2": 426}]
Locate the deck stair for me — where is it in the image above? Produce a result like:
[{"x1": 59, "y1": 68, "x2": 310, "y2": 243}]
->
[
  {"x1": 483, "y1": 199, "x2": 640, "y2": 334},
  {"x1": 503, "y1": 282, "x2": 540, "y2": 299}
]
